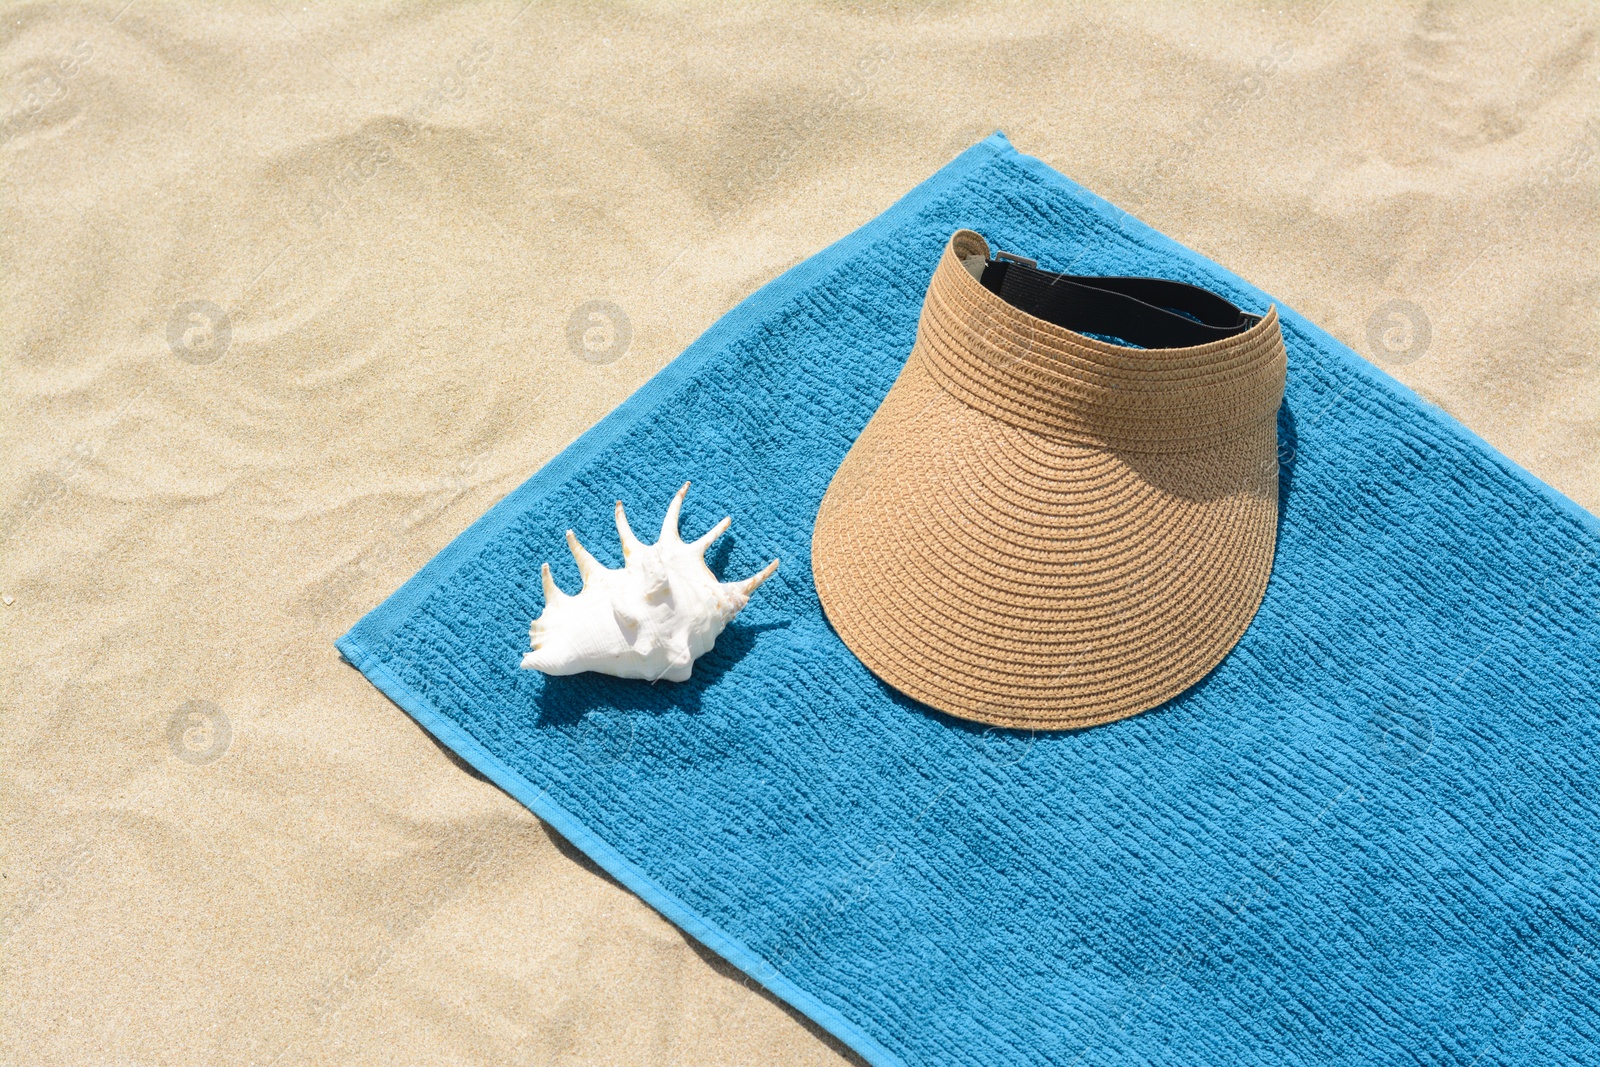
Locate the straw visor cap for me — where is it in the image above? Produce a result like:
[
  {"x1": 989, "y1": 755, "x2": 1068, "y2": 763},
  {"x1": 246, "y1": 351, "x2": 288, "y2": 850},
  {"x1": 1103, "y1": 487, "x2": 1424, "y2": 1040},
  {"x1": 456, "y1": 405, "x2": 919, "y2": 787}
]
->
[{"x1": 812, "y1": 229, "x2": 1288, "y2": 730}]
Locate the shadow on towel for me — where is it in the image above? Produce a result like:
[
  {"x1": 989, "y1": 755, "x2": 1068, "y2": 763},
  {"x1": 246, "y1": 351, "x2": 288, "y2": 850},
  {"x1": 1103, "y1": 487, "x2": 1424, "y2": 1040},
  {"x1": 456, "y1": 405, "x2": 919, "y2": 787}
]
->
[{"x1": 531, "y1": 620, "x2": 792, "y2": 726}]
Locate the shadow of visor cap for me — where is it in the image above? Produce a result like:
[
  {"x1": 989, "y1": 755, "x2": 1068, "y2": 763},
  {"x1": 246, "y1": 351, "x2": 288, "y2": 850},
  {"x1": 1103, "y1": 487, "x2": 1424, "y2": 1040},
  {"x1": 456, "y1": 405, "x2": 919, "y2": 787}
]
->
[{"x1": 811, "y1": 229, "x2": 1288, "y2": 730}]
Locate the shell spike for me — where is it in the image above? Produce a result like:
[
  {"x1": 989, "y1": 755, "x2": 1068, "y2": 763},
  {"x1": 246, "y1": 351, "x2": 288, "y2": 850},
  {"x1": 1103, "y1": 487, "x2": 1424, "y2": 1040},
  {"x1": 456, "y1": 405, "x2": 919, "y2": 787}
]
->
[
  {"x1": 615, "y1": 500, "x2": 645, "y2": 560},
  {"x1": 523, "y1": 491, "x2": 779, "y2": 681},
  {"x1": 659, "y1": 481, "x2": 691, "y2": 544},
  {"x1": 692, "y1": 516, "x2": 732, "y2": 555},
  {"x1": 540, "y1": 562, "x2": 566, "y2": 603},
  {"x1": 566, "y1": 529, "x2": 605, "y2": 588},
  {"x1": 732, "y1": 558, "x2": 780, "y2": 597}
]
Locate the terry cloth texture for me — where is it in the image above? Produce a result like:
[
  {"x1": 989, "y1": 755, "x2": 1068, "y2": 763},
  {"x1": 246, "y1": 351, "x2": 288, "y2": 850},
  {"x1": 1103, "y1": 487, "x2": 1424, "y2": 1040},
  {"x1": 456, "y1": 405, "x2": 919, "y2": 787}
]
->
[
  {"x1": 337, "y1": 133, "x2": 1600, "y2": 1067},
  {"x1": 812, "y1": 227, "x2": 1289, "y2": 730}
]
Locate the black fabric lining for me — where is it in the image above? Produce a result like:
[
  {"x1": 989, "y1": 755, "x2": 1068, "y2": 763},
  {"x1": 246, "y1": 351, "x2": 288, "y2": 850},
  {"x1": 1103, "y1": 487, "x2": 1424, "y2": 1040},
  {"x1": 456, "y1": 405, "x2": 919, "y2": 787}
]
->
[{"x1": 980, "y1": 256, "x2": 1260, "y2": 350}]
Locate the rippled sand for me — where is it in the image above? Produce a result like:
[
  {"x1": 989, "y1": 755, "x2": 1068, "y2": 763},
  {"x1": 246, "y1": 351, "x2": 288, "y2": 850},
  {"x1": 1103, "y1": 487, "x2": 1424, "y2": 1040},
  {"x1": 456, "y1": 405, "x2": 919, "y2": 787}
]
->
[{"x1": 4, "y1": 2, "x2": 1595, "y2": 1063}]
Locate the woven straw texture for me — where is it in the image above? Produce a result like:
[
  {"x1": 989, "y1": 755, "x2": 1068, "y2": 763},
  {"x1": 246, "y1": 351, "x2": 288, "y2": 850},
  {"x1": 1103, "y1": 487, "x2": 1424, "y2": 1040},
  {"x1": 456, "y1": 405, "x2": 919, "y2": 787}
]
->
[{"x1": 814, "y1": 229, "x2": 1287, "y2": 727}]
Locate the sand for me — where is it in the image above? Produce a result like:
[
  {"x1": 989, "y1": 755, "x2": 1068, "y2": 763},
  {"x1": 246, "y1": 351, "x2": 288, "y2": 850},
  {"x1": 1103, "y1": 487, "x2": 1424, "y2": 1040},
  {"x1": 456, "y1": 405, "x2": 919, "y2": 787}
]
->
[{"x1": 3, "y1": 2, "x2": 1596, "y2": 1063}]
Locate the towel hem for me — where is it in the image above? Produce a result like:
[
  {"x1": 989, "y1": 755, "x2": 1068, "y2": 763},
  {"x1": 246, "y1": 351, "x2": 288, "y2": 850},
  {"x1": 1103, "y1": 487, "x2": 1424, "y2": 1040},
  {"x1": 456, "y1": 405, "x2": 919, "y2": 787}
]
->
[{"x1": 333, "y1": 632, "x2": 909, "y2": 1067}]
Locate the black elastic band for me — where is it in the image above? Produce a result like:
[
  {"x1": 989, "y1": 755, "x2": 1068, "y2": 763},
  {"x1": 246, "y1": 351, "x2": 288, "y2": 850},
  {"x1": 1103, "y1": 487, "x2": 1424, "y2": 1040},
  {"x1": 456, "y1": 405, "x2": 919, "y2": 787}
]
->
[{"x1": 980, "y1": 256, "x2": 1260, "y2": 350}]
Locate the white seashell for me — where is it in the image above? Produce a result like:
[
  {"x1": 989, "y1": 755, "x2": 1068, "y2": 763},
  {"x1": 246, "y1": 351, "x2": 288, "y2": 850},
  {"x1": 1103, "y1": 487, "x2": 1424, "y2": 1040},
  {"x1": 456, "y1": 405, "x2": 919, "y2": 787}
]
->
[{"x1": 521, "y1": 482, "x2": 779, "y2": 682}]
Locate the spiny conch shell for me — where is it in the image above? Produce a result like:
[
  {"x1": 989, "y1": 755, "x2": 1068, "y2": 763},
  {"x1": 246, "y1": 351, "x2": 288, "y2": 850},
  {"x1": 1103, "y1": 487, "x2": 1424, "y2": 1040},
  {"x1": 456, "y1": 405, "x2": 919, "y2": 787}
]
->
[{"x1": 521, "y1": 482, "x2": 779, "y2": 682}]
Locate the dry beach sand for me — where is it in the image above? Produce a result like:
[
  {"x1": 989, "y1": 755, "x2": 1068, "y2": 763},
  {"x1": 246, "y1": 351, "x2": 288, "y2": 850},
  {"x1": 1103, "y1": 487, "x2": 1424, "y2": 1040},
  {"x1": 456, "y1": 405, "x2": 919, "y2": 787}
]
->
[{"x1": 3, "y1": 1, "x2": 1597, "y2": 1063}]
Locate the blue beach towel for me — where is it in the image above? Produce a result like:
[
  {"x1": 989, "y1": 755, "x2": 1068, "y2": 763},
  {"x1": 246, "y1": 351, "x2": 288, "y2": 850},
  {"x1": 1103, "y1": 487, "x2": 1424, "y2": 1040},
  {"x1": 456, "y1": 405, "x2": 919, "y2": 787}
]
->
[{"x1": 337, "y1": 133, "x2": 1600, "y2": 1067}]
